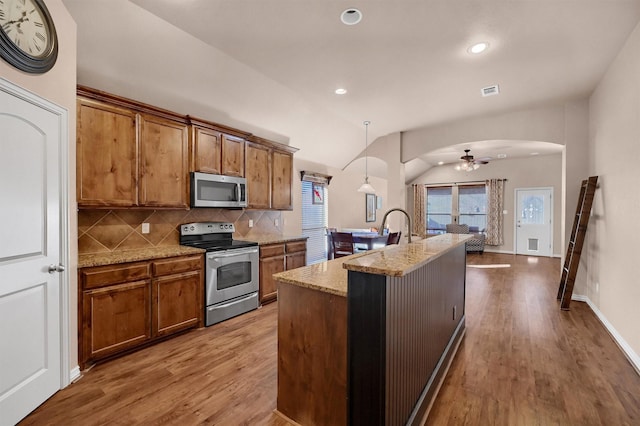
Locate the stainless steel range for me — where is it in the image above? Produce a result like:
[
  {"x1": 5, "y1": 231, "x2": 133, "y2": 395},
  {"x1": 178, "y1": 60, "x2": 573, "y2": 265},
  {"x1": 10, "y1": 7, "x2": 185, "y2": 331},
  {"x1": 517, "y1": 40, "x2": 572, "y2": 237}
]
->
[{"x1": 180, "y1": 222, "x2": 259, "y2": 326}]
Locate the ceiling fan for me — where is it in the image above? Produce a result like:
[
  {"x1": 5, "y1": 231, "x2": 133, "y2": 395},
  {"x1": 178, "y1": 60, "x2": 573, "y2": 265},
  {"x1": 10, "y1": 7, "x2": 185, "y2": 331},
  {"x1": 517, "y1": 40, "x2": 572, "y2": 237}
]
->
[{"x1": 455, "y1": 149, "x2": 491, "y2": 172}]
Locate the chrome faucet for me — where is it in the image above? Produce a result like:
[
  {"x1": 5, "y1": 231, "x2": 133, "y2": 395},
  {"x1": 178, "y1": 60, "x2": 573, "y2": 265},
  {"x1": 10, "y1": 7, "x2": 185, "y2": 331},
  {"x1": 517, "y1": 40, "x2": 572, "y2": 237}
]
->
[{"x1": 378, "y1": 208, "x2": 412, "y2": 243}]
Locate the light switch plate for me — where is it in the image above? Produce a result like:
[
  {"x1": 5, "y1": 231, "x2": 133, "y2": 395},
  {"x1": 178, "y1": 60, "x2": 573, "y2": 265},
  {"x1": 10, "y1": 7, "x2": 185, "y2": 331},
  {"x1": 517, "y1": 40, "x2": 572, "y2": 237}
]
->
[
  {"x1": 142, "y1": 223, "x2": 150, "y2": 234},
  {"x1": 249, "y1": 219, "x2": 254, "y2": 228}
]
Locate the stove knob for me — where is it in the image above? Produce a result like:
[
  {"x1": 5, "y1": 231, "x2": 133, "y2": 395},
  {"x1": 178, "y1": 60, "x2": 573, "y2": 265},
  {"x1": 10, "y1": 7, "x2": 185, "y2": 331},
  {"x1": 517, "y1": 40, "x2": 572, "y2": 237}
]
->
[
  {"x1": 190, "y1": 226, "x2": 195, "y2": 231},
  {"x1": 183, "y1": 226, "x2": 188, "y2": 232}
]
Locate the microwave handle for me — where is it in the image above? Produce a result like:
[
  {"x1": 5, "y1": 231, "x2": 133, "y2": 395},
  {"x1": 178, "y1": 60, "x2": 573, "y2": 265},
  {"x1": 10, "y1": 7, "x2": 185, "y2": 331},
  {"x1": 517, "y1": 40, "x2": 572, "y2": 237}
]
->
[{"x1": 235, "y1": 183, "x2": 240, "y2": 201}]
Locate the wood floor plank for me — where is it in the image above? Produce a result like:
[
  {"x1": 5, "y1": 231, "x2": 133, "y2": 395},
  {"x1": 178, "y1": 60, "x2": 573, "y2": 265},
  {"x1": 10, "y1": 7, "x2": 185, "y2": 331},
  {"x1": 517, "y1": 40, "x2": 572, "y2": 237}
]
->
[{"x1": 21, "y1": 253, "x2": 640, "y2": 425}]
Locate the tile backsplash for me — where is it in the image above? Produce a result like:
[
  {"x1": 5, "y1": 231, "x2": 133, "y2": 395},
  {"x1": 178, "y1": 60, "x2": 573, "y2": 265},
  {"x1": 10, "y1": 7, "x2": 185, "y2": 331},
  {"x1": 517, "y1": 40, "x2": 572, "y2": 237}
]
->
[{"x1": 78, "y1": 208, "x2": 283, "y2": 254}]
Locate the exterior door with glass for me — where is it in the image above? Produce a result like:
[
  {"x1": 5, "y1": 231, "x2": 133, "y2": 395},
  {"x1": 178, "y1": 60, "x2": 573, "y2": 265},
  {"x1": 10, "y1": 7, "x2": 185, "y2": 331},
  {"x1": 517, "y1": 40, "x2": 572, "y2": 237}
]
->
[{"x1": 515, "y1": 188, "x2": 552, "y2": 256}]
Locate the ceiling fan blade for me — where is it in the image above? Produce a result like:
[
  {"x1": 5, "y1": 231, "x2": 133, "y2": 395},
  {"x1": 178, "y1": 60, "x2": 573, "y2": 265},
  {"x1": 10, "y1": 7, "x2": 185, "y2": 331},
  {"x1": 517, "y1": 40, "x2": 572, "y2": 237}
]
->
[{"x1": 474, "y1": 160, "x2": 490, "y2": 165}]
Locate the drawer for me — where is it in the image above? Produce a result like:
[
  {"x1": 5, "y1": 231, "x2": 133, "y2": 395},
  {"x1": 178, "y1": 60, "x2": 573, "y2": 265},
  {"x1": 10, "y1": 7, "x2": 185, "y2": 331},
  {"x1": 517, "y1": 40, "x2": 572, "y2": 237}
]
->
[
  {"x1": 81, "y1": 262, "x2": 151, "y2": 290},
  {"x1": 285, "y1": 241, "x2": 306, "y2": 254},
  {"x1": 153, "y1": 255, "x2": 202, "y2": 277},
  {"x1": 260, "y1": 244, "x2": 285, "y2": 258}
]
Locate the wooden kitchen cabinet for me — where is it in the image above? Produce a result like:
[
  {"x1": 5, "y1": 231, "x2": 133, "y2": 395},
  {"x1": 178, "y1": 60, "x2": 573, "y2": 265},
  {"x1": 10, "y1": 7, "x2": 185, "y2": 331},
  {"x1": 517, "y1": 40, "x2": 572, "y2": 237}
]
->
[
  {"x1": 246, "y1": 141, "x2": 272, "y2": 209},
  {"x1": 77, "y1": 86, "x2": 190, "y2": 208},
  {"x1": 76, "y1": 97, "x2": 138, "y2": 207},
  {"x1": 246, "y1": 136, "x2": 297, "y2": 211},
  {"x1": 272, "y1": 150, "x2": 293, "y2": 210},
  {"x1": 139, "y1": 114, "x2": 189, "y2": 208},
  {"x1": 152, "y1": 255, "x2": 202, "y2": 337},
  {"x1": 285, "y1": 240, "x2": 307, "y2": 270},
  {"x1": 221, "y1": 134, "x2": 245, "y2": 177},
  {"x1": 259, "y1": 239, "x2": 307, "y2": 304},
  {"x1": 190, "y1": 117, "x2": 249, "y2": 177},
  {"x1": 79, "y1": 254, "x2": 203, "y2": 369}
]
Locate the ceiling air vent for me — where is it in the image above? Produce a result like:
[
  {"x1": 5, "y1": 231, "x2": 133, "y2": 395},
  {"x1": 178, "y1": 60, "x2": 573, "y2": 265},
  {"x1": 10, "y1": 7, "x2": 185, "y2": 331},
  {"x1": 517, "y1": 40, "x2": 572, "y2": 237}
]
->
[{"x1": 481, "y1": 85, "x2": 500, "y2": 97}]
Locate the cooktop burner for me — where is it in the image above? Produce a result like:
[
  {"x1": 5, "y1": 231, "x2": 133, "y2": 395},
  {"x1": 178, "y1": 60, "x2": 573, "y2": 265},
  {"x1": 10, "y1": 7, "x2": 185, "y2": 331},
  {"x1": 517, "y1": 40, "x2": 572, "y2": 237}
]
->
[{"x1": 179, "y1": 222, "x2": 257, "y2": 252}]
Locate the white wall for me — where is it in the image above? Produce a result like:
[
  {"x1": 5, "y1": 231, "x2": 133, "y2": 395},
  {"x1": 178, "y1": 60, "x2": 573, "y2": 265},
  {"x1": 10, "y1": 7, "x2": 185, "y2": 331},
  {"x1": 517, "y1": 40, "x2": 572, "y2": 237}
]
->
[
  {"x1": 587, "y1": 21, "x2": 640, "y2": 363},
  {"x1": 283, "y1": 158, "x2": 389, "y2": 235},
  {"x1": 0, "y1": 0, "x2": 78, "y2": 373},
  {"x1": 409, "y1": 154, "x2": 563, "y2": 255}
]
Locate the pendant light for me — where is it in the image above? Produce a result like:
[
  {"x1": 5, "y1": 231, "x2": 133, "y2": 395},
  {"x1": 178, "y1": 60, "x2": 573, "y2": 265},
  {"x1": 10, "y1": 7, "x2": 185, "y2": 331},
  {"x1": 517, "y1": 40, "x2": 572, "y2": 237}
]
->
[{"x1": 357, "y1": 120, "x2": 376, "y2": 193}]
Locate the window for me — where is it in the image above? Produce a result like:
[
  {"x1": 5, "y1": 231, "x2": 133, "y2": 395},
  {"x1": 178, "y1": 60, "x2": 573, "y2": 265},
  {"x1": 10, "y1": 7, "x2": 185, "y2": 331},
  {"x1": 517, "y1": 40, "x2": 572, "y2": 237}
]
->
[
  {"x1": 302, "y1": 181, "x2": 328, "y2": 264},
  {"x1": 458, "y1": 185, "x2": 487, "y2": 232},
  {"x1": 426, "y1": 184, "x2": 486, "y2": 234},
  {"x1": 426, "y1": 187, "x2": 452, "y2": 234}
]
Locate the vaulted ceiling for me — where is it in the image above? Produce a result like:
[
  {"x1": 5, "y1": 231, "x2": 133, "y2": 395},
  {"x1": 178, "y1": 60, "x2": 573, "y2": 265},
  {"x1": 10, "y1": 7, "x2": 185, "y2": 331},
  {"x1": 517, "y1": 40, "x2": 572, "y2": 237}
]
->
[{"x1": 63, "y1": 0, "x2": 640, "y2": 179}]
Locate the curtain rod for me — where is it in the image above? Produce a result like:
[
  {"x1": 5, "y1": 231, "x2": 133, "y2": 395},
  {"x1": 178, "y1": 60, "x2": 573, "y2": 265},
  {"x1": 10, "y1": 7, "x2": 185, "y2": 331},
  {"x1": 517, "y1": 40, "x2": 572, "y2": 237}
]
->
[{"x1": 420, "y1": 178, "x2": 507, "y2": 187}]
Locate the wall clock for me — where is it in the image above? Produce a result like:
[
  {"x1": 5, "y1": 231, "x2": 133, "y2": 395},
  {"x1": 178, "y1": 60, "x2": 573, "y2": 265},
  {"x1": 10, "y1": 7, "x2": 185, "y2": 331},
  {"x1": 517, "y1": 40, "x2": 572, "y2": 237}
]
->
[{"x1": 0, "y1": 0, "x2": 58, "y2": 74}]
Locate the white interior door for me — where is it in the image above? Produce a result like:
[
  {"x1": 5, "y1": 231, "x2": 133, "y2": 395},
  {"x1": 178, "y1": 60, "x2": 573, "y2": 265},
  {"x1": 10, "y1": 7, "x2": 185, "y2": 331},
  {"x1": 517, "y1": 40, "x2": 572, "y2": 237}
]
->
[
  {"x1": 0, "y1": 81, "x2": 64, "y2": 425},
  {"x1": 515, "y1": 188, "x2": 552, "y2": 256}
]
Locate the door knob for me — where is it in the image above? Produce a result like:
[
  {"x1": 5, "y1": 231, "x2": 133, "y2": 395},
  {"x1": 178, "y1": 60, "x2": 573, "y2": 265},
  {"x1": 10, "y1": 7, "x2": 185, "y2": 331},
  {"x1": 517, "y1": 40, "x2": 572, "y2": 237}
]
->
[{"x1": 48, "y1": 264, "x2": 65, "y2": 274}]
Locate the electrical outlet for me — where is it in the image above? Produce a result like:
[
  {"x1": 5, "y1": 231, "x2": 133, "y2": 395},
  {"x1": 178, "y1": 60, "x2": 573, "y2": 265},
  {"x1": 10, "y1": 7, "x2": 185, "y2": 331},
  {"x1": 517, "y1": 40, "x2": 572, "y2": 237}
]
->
[
  {"x1": 142, "y1": 223, "x2": 150, "y2": 234},
  {"x1": 596, "y1": 282, "x2": 599, "y2": 292},
  {"x1": 275, "y1": 219, "x2": 279, "y2": 227},
  {"x1": 249, "y1": 219, "x2": 254, "y2": 228},
  {"x1": 453, "y1": 305, "x2": 457, "y2": 320}
]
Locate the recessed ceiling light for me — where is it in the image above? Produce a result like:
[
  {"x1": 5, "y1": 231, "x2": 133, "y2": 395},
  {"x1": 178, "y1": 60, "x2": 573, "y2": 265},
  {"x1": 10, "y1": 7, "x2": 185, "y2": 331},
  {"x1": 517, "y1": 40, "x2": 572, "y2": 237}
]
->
[
  {"x1": 497, "y1": 153, "x2": 507, "y2": 159},
  {"x1": 341, "y1": 8, "x2": 362, "y2": 25},
  {"x1": 468, "y1": 42, "x2": 489, "y2": 54},
  {"x1": 335, "y1": 88, "x2": 347, "y2": 95},
  {"x1": 530, "y1": 152, "x2": 539, "y2": 156},
  {"x1": 438, "y1": 161, "x2": 444, "y2": 165}
]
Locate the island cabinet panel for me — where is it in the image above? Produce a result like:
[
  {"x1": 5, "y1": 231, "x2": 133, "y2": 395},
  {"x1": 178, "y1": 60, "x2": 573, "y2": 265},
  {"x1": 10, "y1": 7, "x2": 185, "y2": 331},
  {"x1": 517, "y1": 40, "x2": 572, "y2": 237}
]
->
[
  {"x1": 271, "y1": 150, "x2": 293, "y2": 210},
  {"x1": 348, "y1": 244, "x2": 467, "y2": 425},
  {"x1": 221, "y1": 134, "x2": 245, "y2": 177},
  {"x1": 79, "y1": 254, "x2": 204, "y2": 369},
  {"x1": 192, "y1": 126, "x2": 222, "y2": 174},
  {"x1": 277, "y1": 282, "x2": 347, "y2": 426},
  {"x1": 139, "y1": 114, "x2": 189, "y2": 208},
  {"x1": 246, "y1": 141, "x2": 272, "y2": 209},
  {"x1": 76, "y1": 98, "x2": 138, "y2": 207}
]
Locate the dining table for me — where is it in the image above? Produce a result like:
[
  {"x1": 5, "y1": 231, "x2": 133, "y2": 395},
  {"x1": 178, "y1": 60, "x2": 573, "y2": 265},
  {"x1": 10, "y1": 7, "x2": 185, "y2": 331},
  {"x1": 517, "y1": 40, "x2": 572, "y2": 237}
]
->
[{"x1": 327, "y1": 231, "x2": 389, "y2": 259}]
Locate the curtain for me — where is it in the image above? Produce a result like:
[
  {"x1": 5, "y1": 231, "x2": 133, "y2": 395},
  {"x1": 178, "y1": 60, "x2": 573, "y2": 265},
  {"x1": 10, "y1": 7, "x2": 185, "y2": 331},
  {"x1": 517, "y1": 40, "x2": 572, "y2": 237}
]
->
[
  {"x1": 412, "y1": 184, "x2": 426, "y2": 238},
  {"x1": 485, "y1": 179, "x2": 505, "y2": 245}
]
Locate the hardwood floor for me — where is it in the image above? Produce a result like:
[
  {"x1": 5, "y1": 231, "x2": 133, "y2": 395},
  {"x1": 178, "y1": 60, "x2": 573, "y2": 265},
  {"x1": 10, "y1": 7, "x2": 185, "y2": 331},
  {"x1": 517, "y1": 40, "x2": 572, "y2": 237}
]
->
[{"x1": 22, "y1": 253, "x2": 640, "y2": 425}]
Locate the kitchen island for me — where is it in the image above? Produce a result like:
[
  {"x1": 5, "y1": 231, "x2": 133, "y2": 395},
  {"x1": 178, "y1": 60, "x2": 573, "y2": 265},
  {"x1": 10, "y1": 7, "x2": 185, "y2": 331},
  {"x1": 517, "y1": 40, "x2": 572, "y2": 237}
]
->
[{"x1": 273, "y1": 233, "x2": 471, "y2": 426}]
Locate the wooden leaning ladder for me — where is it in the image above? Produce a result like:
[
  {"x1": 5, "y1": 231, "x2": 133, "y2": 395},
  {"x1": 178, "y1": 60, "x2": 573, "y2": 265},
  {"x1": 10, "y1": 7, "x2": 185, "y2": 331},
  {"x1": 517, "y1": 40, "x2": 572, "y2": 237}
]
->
[{"x1": 557, "y1": 176, "x2": 598, "y2": 310}]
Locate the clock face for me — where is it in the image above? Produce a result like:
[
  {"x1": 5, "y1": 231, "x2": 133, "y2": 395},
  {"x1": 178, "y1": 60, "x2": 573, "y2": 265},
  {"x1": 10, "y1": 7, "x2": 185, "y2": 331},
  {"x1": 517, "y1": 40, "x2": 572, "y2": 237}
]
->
[
  {"x1": 0, "y1": 0, "x2": 51, "y2": 58},
  {"x1": 0, "y1": 0, "x2": 57, "y2": 73}
]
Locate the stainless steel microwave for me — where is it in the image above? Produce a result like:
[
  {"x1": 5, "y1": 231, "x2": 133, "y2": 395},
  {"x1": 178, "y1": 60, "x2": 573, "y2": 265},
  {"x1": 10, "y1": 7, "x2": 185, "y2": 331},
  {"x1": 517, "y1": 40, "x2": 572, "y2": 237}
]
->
[{"x1": 190, "y1": 172, "x2": 248, "y2": 208}]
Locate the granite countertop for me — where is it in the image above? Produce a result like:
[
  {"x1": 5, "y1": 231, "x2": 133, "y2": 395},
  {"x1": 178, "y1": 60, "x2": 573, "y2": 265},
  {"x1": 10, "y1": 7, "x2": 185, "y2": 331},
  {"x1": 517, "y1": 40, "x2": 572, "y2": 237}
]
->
[
  {"x1": 343, "y1": 233, "x2": 471, "y2": 277},
  {"x1": 273, "y1": 234, "x2": 471, "y2": 296},
  {"x1": 273, "y1": 250, "x2": 372, "y2": 297},
  {"x1": 78, "y1": 246, "x2": 205, "y2": 268},
  {"x1": 237, "y1": 234, "x2": 307, "y2": 245}
]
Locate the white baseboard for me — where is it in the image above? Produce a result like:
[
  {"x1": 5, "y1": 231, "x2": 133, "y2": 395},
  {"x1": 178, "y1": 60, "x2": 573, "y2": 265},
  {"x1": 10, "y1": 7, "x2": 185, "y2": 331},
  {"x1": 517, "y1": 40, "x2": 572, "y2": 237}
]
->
[
  {"x1": 572, "y1": 294, "x2": 640, "y2": 375},
  {"x1": 483, "y1": 249, "x2": 514, "y2": 254},
  {"x1": 69, "y1": 366, "x2": 81, "y2": 384}
]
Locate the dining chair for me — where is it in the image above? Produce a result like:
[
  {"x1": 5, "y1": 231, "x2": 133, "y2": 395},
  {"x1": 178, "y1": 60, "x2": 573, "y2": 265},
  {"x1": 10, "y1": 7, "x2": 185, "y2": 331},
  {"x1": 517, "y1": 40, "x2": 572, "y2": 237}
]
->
[
  {"x1": 331, "y1": 232, "x2": 355, "y2": 258},
  {"x1": 386, "y1": 231, "x2": 401, "y2": 245}
]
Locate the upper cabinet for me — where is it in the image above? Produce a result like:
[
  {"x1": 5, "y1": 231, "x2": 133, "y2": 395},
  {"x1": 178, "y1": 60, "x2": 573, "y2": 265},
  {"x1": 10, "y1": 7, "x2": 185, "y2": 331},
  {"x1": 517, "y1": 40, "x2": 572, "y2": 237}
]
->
[
  {"x1": 77, "y1": 86, "x2": 297, "y2": 210},
  {"x1": 77, "y1": 98, "x2": 138, "y2": 207},
  {"x1": 77, "y1": 87, "x2": 189, "y2": 208},
  {"x1": 272, "y1": 150, "x2": 293, "y2": 210},
  {"x1": 189, "y1": 117, "x2": 249, "y2": 177},
  {"x1": 245, "y1": 141, "x2": 272, "y2": 209},
  {"x1": 139, "y1": 114, "x2": 189, "y2": 208},
  {"x1": 246, "y1": 136, "x2": 297, "y2": 211}
]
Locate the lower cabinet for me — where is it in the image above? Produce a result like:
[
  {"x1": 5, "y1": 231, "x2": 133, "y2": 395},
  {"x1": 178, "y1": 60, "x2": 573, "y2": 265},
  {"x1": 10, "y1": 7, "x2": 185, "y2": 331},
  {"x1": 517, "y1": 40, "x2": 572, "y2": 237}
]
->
[
  {"x1": 79, "y1": 254, "x2": 203, "y2": 369},
  {"x1": 259, "y1": 239, "x2": 307, "y2": 305}
]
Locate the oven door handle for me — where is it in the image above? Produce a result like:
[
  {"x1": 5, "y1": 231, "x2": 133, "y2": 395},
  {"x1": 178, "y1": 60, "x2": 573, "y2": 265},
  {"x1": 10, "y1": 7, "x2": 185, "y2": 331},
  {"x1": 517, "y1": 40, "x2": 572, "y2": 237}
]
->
[
  {"x1": 207, "y1": 247, "x2": 258, "y2": 259},
  {"x1": 209, "y1": 293, "x2": 257, "y2": 310}
]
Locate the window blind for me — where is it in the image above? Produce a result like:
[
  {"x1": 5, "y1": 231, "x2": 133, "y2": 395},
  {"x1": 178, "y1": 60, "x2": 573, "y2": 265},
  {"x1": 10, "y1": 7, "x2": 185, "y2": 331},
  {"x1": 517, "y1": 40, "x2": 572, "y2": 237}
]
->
[{"x1": 301, "y1": 181, "x2": 328, "y2": 264}]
